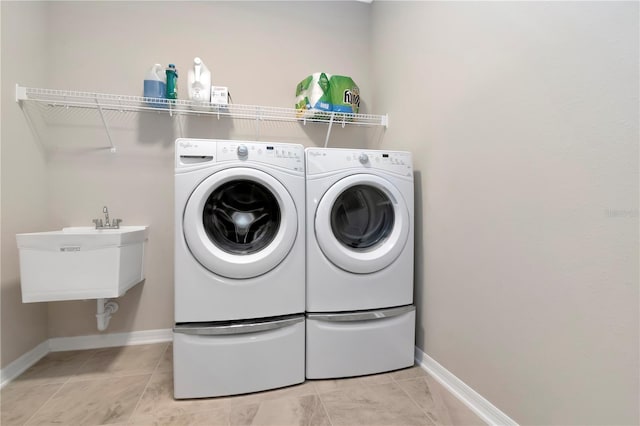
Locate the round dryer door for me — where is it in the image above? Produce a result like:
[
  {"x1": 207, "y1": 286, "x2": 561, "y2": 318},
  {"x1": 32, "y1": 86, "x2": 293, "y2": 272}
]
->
[
  {"x1": 315, "y1": 174, "x2": 410, "y2": 274},
  {"x1": 183, "y1": 167, "x2": 298, "y2": 279}
]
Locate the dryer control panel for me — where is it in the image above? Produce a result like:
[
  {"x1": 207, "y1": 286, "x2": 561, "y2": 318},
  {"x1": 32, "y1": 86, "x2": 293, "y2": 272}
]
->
[{"x1": 306, "y1": 148, "x2": 412, "y2": 177}]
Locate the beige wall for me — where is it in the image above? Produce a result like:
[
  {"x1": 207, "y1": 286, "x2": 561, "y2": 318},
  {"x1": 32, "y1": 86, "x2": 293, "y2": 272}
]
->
[
  {"x1": 1, "y1": 2, "x2": 50, "y2": 367},
  {"x1": 2, "y1": 1, "x2": 373, "y2": 338},
  {"x1": 371, "y1": 2, "x2": 639, "y2": 425},
  {"x1": 2, "y1": 2, "x2": 638, "y2": 424}
]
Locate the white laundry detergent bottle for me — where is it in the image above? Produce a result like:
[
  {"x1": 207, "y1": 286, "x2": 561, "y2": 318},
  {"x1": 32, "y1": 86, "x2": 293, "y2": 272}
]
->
[
  {"x1": 143, "y1": 64, "x2": 166, "y2": 108},
  {"x1": 188, "y1": 57, "x2": 212, "y2": 109}
]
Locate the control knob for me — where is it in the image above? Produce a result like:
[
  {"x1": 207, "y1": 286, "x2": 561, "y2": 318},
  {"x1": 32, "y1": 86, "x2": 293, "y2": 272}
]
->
[
  {"x1": 237, "y1": 145, "x2": 248, "y2": 159},
  {"x1": 359, "y1": 153, "x2": 369, "y2": 164}
]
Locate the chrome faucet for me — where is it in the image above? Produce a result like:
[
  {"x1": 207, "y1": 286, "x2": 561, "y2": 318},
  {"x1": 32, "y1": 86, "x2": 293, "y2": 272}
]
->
[
  {"x1": 93, "y1": 206, "x2": 122, "y2": 229},
  {"x1": 103, "y1": 206, "x2": 110, "y2": 228}
]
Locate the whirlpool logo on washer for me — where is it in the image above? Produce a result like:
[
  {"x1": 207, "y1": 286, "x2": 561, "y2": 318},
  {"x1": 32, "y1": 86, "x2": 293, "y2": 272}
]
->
[
  {"x1": 308, "y1": 151, "x2": 326, "y2": 157},
  {"x1": 179, "y1": 141, "x2": 197, "y2": 149}
]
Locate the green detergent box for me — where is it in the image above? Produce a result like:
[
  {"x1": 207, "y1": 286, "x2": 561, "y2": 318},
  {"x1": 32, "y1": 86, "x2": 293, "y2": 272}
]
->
[
  {"x1": 295, "y1": 72, "x2": 332, "y2": 112},
  {"x1": 295, "y1": 73, "x2": 360, "y2": 114},
  {"x1": 329, "y1": 75, "x2": 360, "y2": 114}
]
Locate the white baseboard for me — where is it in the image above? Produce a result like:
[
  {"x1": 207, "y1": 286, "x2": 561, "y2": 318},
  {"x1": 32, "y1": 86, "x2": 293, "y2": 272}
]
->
[
  {"x1": 414, "y1": 347, "x2": 518, "y2": 426},
  {"x1": 1, "y1": 329, "x2": 173, "y2": 388},
  {"x1": 48, "y1": 328, "x2": 173, "y2": 352},
  {"x1": 1, "y1": 340, "x2": 50, "y2": 388}
]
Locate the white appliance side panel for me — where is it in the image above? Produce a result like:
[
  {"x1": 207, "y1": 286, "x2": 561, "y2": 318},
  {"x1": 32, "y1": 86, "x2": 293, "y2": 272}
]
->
[
  {"x1": 306, "y1": 309, "x2": 415, "y2": 379},
  {"x1": 175, "y1": 238, "x2": 305, "y2": 322},
  {"x1": 305, "y1": 248, "x2": 414, "y2": 312},
  {"x1": 173, "y1": 320, "x2": 305, "y2": 398}
]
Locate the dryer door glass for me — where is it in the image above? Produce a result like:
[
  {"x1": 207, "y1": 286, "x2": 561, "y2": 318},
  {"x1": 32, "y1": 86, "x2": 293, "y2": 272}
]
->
[
  {"x1": 203, "y1": 179, "x2": 281, "y2": 255},
  {"x1": 330, "y1": 185, "x2": 394, "y2": 249},
  {"x1": 314, "y1": 173, "x2": 410, "y2": 274}
]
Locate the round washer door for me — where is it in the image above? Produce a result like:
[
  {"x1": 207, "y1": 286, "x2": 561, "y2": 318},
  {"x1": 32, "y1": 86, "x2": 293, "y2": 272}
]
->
[
  {"x1": 183, "y1": 167, "x2": 297, "y2": 279},
  {"x1": 315, "y1": 174, "x2": 410, "y2": 274}
]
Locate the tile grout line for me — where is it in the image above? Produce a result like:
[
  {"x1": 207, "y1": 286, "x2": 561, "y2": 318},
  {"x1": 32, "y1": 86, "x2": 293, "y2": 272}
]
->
[
  {"x1": 392, "y1": 373, "x2": 441, "y2": 425},
  {"x1": 125, "y1": 370, "x2": 155, "y2": 422},
  {"x1": 313, "y1": 383, "x2": 335, "y2": 426},
  {"x1": 20, "y1": 348, "x2": 102, "y2": 425},
  {"x1": 70, "y1": 347, "x2": 100, "y2": 382},
  {"x1": 19, "y1": 382, "x2": 64, "y2": 426},
  {"x1": 395, "y1": 378, "x2": 436, "y2": 423},
  {"x1": 126, "y1": 342, "x2": 170, "y2": 423}
]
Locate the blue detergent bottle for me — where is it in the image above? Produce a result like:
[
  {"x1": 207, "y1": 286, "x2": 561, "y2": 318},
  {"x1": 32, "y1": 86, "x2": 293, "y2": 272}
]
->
[{"x1": 143, "y1": 64, "x2": 166, "y2": 108}]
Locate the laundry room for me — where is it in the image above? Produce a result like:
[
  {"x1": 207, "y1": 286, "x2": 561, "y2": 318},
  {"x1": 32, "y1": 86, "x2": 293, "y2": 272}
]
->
[{"x1": 1, "y1": 1, "x2": 638, "y2": 426}]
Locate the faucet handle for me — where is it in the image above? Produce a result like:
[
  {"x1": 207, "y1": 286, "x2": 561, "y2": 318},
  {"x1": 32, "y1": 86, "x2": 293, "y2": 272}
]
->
[
  {"x1": 92, "y1": 219, "x2": 103, "y2": 229},
  {"x1": 112, "y1": 219, "x2": 122, "y2": 229},
  {"x1": 102, "y1": 206, "x2": 110, "y2": 227}
]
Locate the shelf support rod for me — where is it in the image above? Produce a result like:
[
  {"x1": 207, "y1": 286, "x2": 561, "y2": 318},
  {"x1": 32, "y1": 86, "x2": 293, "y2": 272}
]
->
[
  {"x1": 94, "y1": 96, "x2": 116, "y2": 153},
  {"x1": 324, "y1": 112, "x2": 335, "y2": 148},
  {"x1": 17, "y1": 103, "x2": 48, "y2": 159},
  {"x1": 176, "y1": 113, "x2": 184, "y2": 138},
  {"x1": 255, "y1": 106, "x2": 261, "y2": 141}
]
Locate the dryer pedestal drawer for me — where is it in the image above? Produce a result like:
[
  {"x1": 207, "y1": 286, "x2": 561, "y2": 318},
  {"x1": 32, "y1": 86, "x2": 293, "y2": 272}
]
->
[
  {"x1": 173, "y1": 315, "x2": 305, "y2": 398},
  {"x1": 306, "y1": 306, "x2": 415, "y2": 379}
]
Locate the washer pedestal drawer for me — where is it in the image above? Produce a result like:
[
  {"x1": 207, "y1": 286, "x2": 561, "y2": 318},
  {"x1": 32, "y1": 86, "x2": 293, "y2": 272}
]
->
[
  {"x1": 173, "y1": 315, "x2": 305, "y2": 398},
  {"x1": 306, "y1": 306, "x2": 415, "y2": 379}
]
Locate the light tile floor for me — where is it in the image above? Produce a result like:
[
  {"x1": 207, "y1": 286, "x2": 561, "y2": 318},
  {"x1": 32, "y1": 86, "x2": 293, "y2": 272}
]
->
[{"x1": 1, "y1": 342, "x2": 486, "y2": 426}]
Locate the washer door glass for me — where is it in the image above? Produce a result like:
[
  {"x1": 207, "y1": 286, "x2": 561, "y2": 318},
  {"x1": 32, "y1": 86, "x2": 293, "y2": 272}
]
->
[
  {"x1": 203, "y1": 180, "x2": 280, "y2": 255},
  {"x1": 330, "y1": 185, "x2": 394, "y2": 250},
  {"x1": 184, "y1": 168, "x2": 298, "y2": 279},
  {"x1": 315, "y1": 174, "x2": 410, "y2": 274}
]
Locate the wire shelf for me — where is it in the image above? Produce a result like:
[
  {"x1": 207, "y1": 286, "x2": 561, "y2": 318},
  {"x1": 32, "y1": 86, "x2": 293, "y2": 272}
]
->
[{"x1": 16, "y1": 85, "x2": 388, "y2": 127}]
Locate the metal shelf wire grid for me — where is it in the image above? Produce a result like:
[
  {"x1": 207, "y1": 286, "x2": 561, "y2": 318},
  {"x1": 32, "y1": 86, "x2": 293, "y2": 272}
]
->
[{"x1": 17, "y1": 86, "x2": 388, "y2": 127}]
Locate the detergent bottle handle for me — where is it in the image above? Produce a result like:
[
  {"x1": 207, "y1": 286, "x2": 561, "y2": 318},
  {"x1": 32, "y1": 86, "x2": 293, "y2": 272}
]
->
[
  {"x1": 194, "y1": 57, "x2": 202, "y2": 82},
  {"x1": 153, "y1": 64, "x2": 163, "y2": 80}
]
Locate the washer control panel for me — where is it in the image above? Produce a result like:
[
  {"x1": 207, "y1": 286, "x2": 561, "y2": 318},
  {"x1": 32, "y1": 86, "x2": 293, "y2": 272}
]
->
[
  {"x1": 236, "y1": 145, "x2": 249, "y2": 159},
  {"x1": 219, "y1": 142, "x2": 303, "y2": 171},
  {"x1": 176, "y1": 139, "x2": 304, "y2": 172},
  {"x1": 306, "y1": 148, "x2": 412, "y2": 177}
]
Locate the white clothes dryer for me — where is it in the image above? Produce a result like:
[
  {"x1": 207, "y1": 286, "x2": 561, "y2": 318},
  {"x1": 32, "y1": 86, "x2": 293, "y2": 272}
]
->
[
  {"x1": 173, "y1": 139, "x2": 305, "y2": 398},
  {"x1": 305, "y1": 147, "x2": 416, "y2": 379}
]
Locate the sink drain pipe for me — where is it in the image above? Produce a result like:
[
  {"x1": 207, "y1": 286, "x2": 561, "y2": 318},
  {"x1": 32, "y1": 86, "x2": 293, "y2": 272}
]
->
[{"x1": 96, "y1": 298, "x2": 119, "y2": 331}]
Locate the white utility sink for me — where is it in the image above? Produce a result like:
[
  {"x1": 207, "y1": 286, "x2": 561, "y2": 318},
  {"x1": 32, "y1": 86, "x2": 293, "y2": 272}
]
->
[{"x1": 16, "y1": 226, "x2": 149, "y2": 303}]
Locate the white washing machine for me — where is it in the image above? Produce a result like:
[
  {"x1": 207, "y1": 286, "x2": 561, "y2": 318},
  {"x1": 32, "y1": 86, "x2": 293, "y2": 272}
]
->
[
  {"x1": 173, "y1": 138, "x2": 305, "y2": 398},
  {"x1": 305, "y1": 147, "x2": 416, "y2": 379}
]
